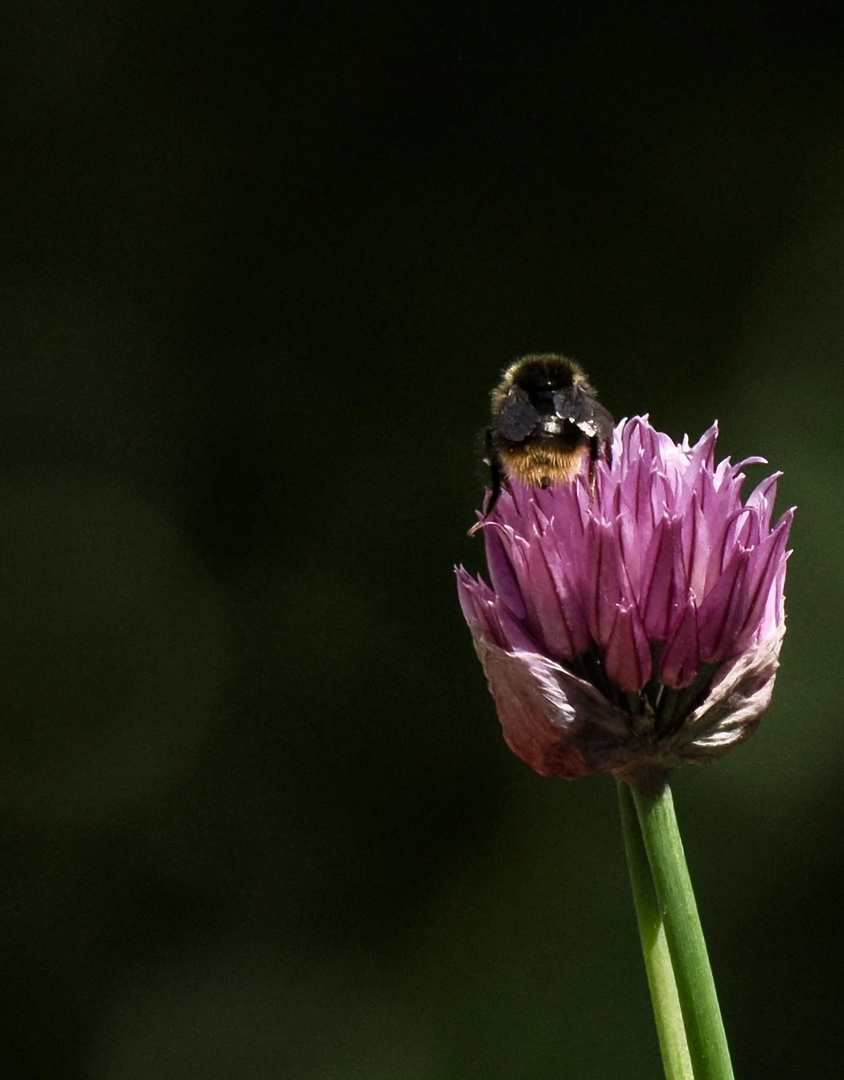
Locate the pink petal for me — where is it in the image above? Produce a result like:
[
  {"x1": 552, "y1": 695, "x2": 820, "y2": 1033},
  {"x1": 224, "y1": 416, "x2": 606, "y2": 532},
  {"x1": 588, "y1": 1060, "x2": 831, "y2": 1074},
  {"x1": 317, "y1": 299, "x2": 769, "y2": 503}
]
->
[
  {"x1": 659, "y1": 600, "x2": 701, "y2": 689},
  {"x1": 605, "y1": 603, "x2": 652, "y2": 692},
  {"x1": 697, "y1": 553, "x2": 750, "y2": 661}
]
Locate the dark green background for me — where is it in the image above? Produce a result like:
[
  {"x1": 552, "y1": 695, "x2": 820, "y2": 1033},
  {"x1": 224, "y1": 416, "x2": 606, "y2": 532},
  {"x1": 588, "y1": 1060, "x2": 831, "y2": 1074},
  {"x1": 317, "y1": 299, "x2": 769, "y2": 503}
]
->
[{"x1": 2, "y1": 2, "x2": 842, "y2": 1077}]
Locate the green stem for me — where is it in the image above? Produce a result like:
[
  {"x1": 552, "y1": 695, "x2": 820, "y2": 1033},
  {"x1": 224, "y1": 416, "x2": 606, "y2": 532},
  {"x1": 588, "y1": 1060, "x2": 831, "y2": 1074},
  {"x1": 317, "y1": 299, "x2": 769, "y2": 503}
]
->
[
  {"x1": 617, "y1": 778, "x2": 693, "y2": 1080},
  {"x1": 631, "y1": 779, "x2": 735, "y2": 1080}
]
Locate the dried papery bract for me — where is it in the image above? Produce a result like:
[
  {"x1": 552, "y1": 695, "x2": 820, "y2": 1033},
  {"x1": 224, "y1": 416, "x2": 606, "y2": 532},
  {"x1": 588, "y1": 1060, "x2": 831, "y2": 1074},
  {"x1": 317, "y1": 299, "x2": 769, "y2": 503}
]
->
[{"x1": 457, "y1": 416, "x2": 793, "y2": 787}]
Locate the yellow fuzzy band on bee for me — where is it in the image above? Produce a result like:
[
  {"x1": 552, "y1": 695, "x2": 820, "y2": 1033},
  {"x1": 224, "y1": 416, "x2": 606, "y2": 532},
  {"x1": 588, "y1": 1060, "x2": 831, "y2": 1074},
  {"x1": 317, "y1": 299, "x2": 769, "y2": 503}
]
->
[{"x1": 498, "y1": 443, "x2": 588, "y2": 486}]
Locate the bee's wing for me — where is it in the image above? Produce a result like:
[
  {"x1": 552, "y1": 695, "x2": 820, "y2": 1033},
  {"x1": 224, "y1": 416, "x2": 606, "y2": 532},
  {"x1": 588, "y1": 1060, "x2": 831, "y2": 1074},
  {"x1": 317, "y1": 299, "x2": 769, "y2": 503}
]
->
[
  {"x1": 554, "y1": 387, "x2": 614, "y2": 440},
  {"x1": 581, "y1": 399, "x2": 615, "y2": 441},
  {"x1": 496, "y1": 386, "x2": 540, "y2": 442}
]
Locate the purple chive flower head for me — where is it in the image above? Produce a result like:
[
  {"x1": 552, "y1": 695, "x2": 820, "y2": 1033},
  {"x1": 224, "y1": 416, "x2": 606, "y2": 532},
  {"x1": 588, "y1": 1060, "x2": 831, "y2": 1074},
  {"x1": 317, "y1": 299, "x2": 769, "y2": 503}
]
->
[{"x1": 456, "y1": 417, "x2": 793, "y2": 786}]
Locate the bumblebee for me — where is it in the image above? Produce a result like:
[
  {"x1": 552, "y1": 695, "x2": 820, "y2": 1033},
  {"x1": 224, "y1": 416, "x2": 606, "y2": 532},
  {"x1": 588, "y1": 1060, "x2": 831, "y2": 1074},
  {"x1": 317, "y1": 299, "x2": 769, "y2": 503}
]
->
[{"x1": 480, "y1": 354, "x2": 614, "y2": 518}]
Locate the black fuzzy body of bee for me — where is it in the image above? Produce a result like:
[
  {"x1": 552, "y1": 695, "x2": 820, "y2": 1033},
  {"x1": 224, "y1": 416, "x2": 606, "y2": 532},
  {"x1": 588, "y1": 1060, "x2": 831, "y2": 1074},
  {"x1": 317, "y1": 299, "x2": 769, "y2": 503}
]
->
[{"x1": 482, "y1": 354, "x2": 614, "y2": 519}]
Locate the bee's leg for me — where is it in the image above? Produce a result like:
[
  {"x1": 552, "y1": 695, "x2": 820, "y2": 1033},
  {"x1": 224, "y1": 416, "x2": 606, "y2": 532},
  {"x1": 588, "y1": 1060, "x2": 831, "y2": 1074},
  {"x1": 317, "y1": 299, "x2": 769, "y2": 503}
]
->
[
  {"x1": 469, "y1": 431, "x2": 501, "y2": 534},
  {"x1": 587, "y1": 435, "x2": 599, "y2": 504},
  {"x1": 484, "y1": 430, "x2": 503, "y2": 516}
]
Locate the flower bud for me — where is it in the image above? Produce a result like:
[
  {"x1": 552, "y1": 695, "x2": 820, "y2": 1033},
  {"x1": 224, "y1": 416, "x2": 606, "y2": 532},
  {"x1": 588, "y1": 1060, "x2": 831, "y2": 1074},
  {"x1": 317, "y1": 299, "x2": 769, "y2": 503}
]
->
[{"x1": 457, "y1": 417, "x2": 793, "y2": 784}]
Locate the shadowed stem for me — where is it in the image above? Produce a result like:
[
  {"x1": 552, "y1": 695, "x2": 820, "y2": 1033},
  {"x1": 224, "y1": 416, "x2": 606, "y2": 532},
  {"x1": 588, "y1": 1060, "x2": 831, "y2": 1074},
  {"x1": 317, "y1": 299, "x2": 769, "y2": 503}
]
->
[
  {"x1": 620, "y1": 776, "x2": 735, "y2": 1080},
  {"x1": 617, "y1": 779, "x2": 693, "y2": 1079}
]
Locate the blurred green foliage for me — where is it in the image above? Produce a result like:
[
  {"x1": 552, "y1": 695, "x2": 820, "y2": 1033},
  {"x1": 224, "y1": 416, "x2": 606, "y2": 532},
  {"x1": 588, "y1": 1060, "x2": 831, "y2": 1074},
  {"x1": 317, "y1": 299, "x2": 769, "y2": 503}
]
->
[{"x1": 2, "y1": 1, "x2": 844, "y2": 1077}]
